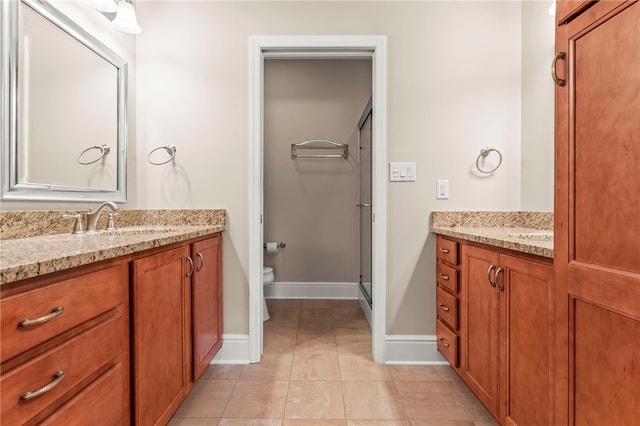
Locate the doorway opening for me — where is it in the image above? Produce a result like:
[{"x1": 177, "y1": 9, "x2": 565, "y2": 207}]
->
[{"x1": 248, "y1": 36, "x2": 388, "y2": 363}]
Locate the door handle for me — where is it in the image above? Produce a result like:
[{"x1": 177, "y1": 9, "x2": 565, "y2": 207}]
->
[
  {"x1": 552, "y1": 52, "x2": 566, "y2": 87},
  {"x1": 495, "y1": 267, "x2": 504, "y2": 292},
  {"x1": 487, "y1": 264, "x2": 497, "y2": 288},
  {"x1": 356, "y1": 204, "x2": 371, "y2": 207}
]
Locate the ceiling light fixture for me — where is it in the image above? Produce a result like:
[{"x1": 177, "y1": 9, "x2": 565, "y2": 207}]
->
[{"x1": 112, "y1": 0, "x2": 142, "y2": 34}]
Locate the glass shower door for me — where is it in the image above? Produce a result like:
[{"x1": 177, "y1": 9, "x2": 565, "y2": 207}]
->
[{"x1": 357, "y1": 99, "x2": 373, "y2": 307}]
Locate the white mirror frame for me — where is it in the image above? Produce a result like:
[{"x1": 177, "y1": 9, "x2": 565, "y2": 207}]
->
[{"x1": 1, "y1": 0, "x2": 128, "y2": 202}]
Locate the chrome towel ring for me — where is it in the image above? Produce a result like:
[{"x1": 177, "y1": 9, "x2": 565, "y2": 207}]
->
[
  {"x1": 77, "y1": 144, "x2": 110, "y2": 165},
  {"x1": 476, "y1": 147, "x2": 503, "y2": 174},
  {"x1": 147, "y1": 145, "x2": 177, "y2": 165}
]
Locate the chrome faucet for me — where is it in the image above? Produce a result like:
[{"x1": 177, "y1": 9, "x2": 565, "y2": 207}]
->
[{"x1": 86, "y1": 202, "x2": 118, "y2": 232}]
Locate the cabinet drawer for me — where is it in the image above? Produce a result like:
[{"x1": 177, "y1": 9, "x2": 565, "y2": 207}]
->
[
  {"x1": 42, "y1": 363, "x2": 124, "y2": 425},
  {"x1": 437, "y1": 262, "x2": 459, "y2": 293},
  {"x1": 436, "y1": 319, "x2": 458, "y2": 367},
  {"x1": 437, "y1": 237, "x2": 458, "y2": 265},
  {"x1": 1, "y1": 263, "x2": 125, "y2": 362},
  {"x1": 436, "y1": 287, "x2": 458, "y2": 330},
  {"x1": 0, "y1": 315, "x2": 123, "y2": 426}
]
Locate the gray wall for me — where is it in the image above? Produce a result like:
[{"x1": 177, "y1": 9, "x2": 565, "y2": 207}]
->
[{"x1": 263, "y1": 59, "x2": 371, "y2": 283}]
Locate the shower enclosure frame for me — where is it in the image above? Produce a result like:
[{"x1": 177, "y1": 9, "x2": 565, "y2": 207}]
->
[{"x1": 248, "y1": 35, "x2": 388, "y2": 364}]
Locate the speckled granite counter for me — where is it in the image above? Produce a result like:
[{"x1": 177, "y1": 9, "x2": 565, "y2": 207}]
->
[
  {"x1": 431, "y1": 211, "x2": 553, "y2": 258},
  {"x1": 0, "y1": 209, "x2": 226, "y2": 285}
]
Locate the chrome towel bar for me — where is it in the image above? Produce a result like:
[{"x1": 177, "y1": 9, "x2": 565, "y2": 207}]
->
[{"x1": 291, "y1": 139, "x2": 348, "y2": 159}]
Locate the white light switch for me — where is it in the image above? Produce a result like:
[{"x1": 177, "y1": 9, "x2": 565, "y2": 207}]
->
[
  {"x1": 389, "y1": 162, "x2": 416, "y2": 182},
  {"x1": 436, "y1": 179, "x2": 449, "y2": 199}
]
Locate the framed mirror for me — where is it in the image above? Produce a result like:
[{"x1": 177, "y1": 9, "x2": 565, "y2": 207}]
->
[{"x1": 1, "y1": 0, "x2": 127, "y2": 202}]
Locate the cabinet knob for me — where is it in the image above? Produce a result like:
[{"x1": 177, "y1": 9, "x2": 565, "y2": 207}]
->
[
  {"x1": 439, "y1": 248, "x2": 450, "y2": 254},
  {"x1": 438, "y1": 338, "x2": 450, "y2": 348},
  {"x1": 438, "y1": 303, "x2": 450, "y2": 312},
  {"x1": 439, "y1": 273, "x2": 450, "y2": 281}
]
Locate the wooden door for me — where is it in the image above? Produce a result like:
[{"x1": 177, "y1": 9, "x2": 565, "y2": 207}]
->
[
  {"x1": 554, "y1": 1, "x2": 640, "y2": 424},
  {"x1": 191, "y1": 234, "x2": 223, "y2": 381},
  {"x1": 132, "y1": 245, "x2": 191, "y2": 426},
  {"x1": 498, "y1": 254, "x2": 553, "y2": 426},
  {"x1": 461, "y1": 244, "x2": 500, "y2": 418}
]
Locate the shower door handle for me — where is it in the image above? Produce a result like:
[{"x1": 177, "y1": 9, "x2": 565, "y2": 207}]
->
[{"x1": 356, "y1": 204, "x2": 371, "y2": 207}]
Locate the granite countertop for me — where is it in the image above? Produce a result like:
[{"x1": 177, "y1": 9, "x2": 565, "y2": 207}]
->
[
  {"x1": 431, "y1": 211, "x2": 554, "y2": 258},
  {"x1": 0, "y1": 209, "x2": 226, "y2": 285}
]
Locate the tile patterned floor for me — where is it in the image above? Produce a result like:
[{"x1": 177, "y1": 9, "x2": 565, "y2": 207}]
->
[{"x1": 169, "y1": 299, "x2": 497, "y2": 426}]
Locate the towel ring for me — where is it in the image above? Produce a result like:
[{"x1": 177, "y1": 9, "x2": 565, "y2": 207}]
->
[
  {"x1": 77, "y1": 144, "x2": 110, "y2": 165},
  {"x1": 476, "y1": 147, "x2": 502, "y2": 174},
  {"x1": 147, "y1": 145, "x2": 177, "y2": 165}
]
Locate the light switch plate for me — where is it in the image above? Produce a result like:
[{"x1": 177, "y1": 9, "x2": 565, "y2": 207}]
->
[
  {"x1": 436, "y1": 179, "x2": 449, "y2": 199},
  {"x1": 389, "y1": 162, "x2": 416, "y2": 182}
]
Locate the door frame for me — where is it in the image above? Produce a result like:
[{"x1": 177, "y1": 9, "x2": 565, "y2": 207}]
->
[{"x1": 248, "y1": 35, "x2": 388, "y2": 363}]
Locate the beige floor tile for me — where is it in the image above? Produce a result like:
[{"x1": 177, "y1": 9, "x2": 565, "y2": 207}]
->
[
  {"x1": 302, "y1": 299, "x2": 333, "y2": 308},
  {"x1": 298, "y1": 318, "x2": 335, "y2": 335},
  {"x1": 338, "y1": 354, "x2": 390, "y2": 381},
  {"x1": 334, "y1": 319, "x2": 370, "y2": 336},
  {"x1": 218, "y1": 420, "x2": 283, "y2": 426},
  {"x1": 168, "y1": 418, "x2": 219, "y2": 426},
  {"x1": 240, "y1": 354, "x2": 293, "y2": 380},
  {"x1": 295, "y1": 334, "x2": 338, "y2": 353},
  {"x1": 263, "y1": 334, "x2": 297, "y2": 355},
  {"x1": 300, "y1": 307, "x2": 333, "y2": 319},
  {"x1": 348, "y1": 421, "x2": 411, "y2": 426},
  {"x1": 330, "y1": 300, "x2": 360, "y2": 308},
  {"x1": 291, "y1": 352, "x2": 340, "y2": 381},
  {"x1": 472, "y1": 421, "x2": 498, "y2": 426},
  {"x1": 284, "y1": 381, "x2": 345, "y2": 419},
  {"x1": 332, "y1": 307, "x2": 366, "y2": 321},
  {"x1": 173, "y1": 380, "x2": 236, "y2": 418},
  {"x1": 284, "y1": 420, "x2": 347, "y2": 425},
  {"x1": 267, "y1": 299, "x2": 303, "y2": 309},
  {"x1": 222, "y1": 381, "x2": 289, "y2": 418},
  {"x1": 388, "y1": 366, "x2": 457, "y2": 382},
  {"x1": 342, "y1": 381, "x2": 406, "y2": 420},
  {"x1": 336, "y1": 335, "x2": 372, "y2": 359},
  {"x1": 201, "y1": 365, "x2": 245, "y2": 380},
  {"x1": 264, "y1": 317, "x2": 300, "y2": 335},
  {"x1": 269, "y1": 307, "x2": 302, "y2": 321},
  {"x1": 395, "y1": 381, "x2": 492, "y2": 421}
]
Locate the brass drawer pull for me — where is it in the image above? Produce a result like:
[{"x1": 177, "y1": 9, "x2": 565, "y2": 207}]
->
[
  {"x1": 495, "y1": 267, "x2": 504, "y2": 292},
  {"x1": 438, "y1": 303, "x2": 450, "y2": 312},
  {"x1": 20, "y1": 371, "x2": 65, "y2": 401},
  {"x1": 439, "y1": 248, "x2": 450, "y2": 254},
  {"x1": 438, "y1": 338, "x2": 450, "y2": 348},
  {"x1": 18, "y1": 307, "x2": 64, "y2": 328},
  {"x1": 439, "y1": 273, "x2": 450, "y2": 281},
  {"x1": 552, "y1": 52, "x2": 566, "y2": 87}
]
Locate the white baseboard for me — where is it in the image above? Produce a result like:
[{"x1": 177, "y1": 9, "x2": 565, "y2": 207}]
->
[
  {"x1": 265, "y1": 282, "x2": 359, "y2": 299},
  {"x1": 211, "y1": 334, "x2": 250, "y2": 364},
  {"x1": 384, "y1": 335, "x2": 449, "y2": 365},
  {"x1": 358, "y1": 294, "x2": 372, "y2": 327}
]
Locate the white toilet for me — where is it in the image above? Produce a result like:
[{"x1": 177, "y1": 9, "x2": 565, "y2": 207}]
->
[{"x1": 262, "y1": 266, "x2": 275, "y2": 321}]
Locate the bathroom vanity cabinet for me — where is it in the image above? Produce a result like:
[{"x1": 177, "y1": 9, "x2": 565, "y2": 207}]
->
[
  {"x1": 554, "y1": 1, "x2": 640, "y2": 424},
  {"x1": 0, "y1": 232, "x2": 223, "y2": 425},
  {"x1": 0, "y1": 259, "x2": 130, "y2": 425},
  {"x1": 132, "y1": 233, "x2": 223, "y2": 425},
  {"x1": 436, "y1": 235, "x2": 553, "y2": 426}
]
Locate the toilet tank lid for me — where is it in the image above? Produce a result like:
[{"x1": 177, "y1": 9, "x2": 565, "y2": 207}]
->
[{"x1": 263, "y1": 266, "x2": 273, "y2": 273}]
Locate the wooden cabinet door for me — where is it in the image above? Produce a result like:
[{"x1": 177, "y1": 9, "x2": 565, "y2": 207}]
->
[
  {"x1": 132, "y1": 245, "x2": 191, "y2": 426},
  {"x1": 555, "y1": 2, "x2": 640, "y2": 425},
  {"x1": 498, "y1": 255, "x2": 552, "y2": 426},
  {"x1": 461, "y1": 244, "x2": 500, "y2": 418},
  {"x1": 191, "y1": 234, "x2": 223, "y2": 381}
]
